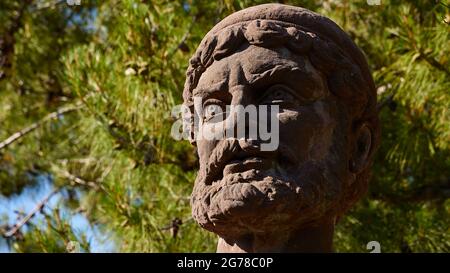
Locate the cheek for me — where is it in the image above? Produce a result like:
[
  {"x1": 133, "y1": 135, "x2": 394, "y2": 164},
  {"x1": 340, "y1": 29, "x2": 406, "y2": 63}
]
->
[
  {"x1": 277, "y1": 101, "x2": 336, "y2": 162},
  {"x1": 197, "y1": 139, "x2": 219, "y2": 166}
]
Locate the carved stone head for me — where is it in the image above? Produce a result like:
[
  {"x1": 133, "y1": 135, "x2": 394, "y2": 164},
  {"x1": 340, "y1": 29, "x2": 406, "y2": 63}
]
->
[{"x1": 182, "y1": 4, "x2": 380, "y2": 252}]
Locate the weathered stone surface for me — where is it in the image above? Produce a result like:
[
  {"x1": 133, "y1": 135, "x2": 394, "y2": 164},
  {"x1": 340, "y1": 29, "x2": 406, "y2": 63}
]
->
[{"x1": 183, "y1": 3, "x2": 380, "y2": 253}]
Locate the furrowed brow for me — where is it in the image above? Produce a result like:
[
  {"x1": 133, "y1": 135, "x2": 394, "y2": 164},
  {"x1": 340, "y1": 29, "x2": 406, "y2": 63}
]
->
[
  {"x1": 192, "y1": 79, "x2": 228, "y2": 98},
  {"x1": 246, "y1": 64, "x2": 306, "y2": 86},
  {"x1": 246, "y1": 64, "x2": 326, "y2": 100}
]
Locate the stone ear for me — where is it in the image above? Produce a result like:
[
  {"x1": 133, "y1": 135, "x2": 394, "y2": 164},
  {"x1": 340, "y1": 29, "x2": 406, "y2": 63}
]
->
[
  {"x1": 181, "y1": 102, "x2": 197, "y2": 146},
  {"x1": 349, "y1": 123, "x2": 372, "y2": 174}
]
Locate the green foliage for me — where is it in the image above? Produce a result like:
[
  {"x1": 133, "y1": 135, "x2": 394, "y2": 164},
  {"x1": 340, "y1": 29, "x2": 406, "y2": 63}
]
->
[
  {"x1": 0, "y1": 0, "x2": 94, "y2": 195},
  {"x1": 0, "y1": 0, "x2": 448, "y2": 252}
]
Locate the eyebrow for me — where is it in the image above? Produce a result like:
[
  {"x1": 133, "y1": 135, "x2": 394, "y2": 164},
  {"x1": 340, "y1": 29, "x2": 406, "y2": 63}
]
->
[
  {"x1": 246, "y1": 63, "x2": 314, "y2": 86},
  {"x1": 192, "y1": 62, "x2": 325, "y2": 100},
  {"x1": 246, "y1": 63, "x2": 326, "y2": 98},
  {"x1": 192, "y1": 79, "x2": 228, "y2": 98}
]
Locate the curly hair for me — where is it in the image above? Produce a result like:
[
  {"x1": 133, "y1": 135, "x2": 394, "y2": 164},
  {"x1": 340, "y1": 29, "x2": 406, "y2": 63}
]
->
[{"x1": 183, "y1": 4, "x2": 380, "y2": 215}]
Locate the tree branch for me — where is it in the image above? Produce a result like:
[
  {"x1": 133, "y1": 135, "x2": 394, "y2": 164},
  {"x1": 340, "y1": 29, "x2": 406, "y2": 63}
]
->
[
  {"x1": 3, "y1": 188, "x2": 59, "y2": 238},
  {"x1": 159, "y1": 217, "x2": 193, "y2": 239},
  {"x1": 52, "y1": 165, "x2": 113, "y2": 200},
  {"x1": 58, "y1": 169, "x2": 100, "y2": 190},
  {"x1": 370, "y1": 183, "x2": 450, "y2": 204},
  {"x1": 377, "y1": 92, "x2": 395, "y2": 113},
  {"x1": 419, "y1": 51, "x2": 450, "y2": 76},
  {"x1": 0, "y1": 101, "x2": 83, "y2": 151},
  {"x1": 168, "y1": 14, "x2": 198, "y2": 57}
]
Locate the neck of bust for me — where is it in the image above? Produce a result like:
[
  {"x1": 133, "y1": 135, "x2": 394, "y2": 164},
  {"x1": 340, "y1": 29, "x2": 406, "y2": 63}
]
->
[{"x1": 216, "y1": 217, "x2": 335, "y2": 253}]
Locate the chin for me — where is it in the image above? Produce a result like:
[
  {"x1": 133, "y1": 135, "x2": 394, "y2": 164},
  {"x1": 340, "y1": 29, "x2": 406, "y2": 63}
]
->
[{"x1": 191, "y1": 165, "x2": 340, "y2": 239}]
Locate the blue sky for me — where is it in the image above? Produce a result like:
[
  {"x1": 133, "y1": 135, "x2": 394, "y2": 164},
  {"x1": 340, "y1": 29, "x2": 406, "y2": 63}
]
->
[
  {"x1": 0, "y1": 3, "x2": 111, "y2": 253},
  {"x1": 0, "y1": 175, "x2": 115, "y2": 253}
]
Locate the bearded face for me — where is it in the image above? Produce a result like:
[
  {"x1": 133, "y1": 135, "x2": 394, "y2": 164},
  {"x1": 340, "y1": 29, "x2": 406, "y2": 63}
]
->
[{"x1": 189, "y1": 45, "x2": 355, "y2": 240}]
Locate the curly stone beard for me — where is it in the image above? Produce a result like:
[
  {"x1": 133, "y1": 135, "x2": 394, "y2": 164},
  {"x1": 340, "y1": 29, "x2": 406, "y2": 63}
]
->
[{"x1": 190, "y1": 138, "x2": 349, "y2": 240}]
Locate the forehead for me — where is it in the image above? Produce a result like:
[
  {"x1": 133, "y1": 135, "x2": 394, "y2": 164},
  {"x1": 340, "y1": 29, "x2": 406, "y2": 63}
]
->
[{"x1": 194, "y1": 45, "x2": 326, "y2": 96}]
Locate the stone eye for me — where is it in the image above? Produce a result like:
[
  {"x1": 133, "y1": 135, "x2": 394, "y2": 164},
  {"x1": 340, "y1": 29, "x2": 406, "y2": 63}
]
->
[
  {"x1": 261, "y1": 85, "x2": 298, "y2": 107},
  {"x1": 203, "y1": 101, "x2": 225, "y2": 122}
]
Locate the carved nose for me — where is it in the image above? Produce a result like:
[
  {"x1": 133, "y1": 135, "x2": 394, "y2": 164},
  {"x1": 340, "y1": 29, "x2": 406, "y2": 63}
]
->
[
  {"x1": 225, "y1": 85, "x2": 260, "y2": 142},
  {"x1": 230, "y1": 85, "x2": 249, "y2": 106}
]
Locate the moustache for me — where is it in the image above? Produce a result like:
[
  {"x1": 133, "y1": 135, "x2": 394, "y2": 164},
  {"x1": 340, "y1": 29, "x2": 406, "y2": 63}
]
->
[{"x1": 197, "y1": 138, "x2": 298, "y2": 186}]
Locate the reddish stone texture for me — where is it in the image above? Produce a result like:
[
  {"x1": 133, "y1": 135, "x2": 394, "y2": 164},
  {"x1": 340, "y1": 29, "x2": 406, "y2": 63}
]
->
[{"x1": 183, "y1": 4, "x2": 380, "y2": 253}]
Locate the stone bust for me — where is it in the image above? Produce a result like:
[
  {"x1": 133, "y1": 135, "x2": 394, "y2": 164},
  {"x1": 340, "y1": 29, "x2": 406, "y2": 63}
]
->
[{"x1": 182, "y1": 4, "x2": 380, "y2": 253}]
